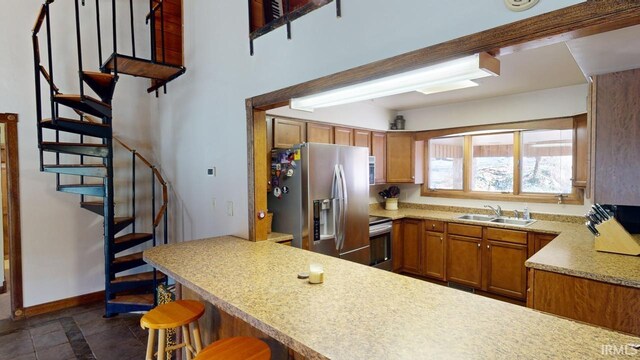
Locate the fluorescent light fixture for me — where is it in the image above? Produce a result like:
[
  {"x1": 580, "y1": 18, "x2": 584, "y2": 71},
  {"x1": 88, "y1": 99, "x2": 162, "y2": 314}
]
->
[
  {"x1": 531, "y1": 142, "x2": 572, "y2": 148},
  {"x1": 416, "y1": 80, "x2": 479, "y2": 95},
  {"x1": 290, "y1": 52, "x2": 500, "y2": 112}
]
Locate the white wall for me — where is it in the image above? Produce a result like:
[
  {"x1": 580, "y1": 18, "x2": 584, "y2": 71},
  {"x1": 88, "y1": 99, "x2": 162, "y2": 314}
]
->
[
  {"x1": 267, "y1": 102, "x2": 394, "y2": 130},
  {"x1": 0, "y1": 1, "x2": 155, "y2": 306},
  {"x1": 151, "y1": 0, "x2": 584, "y2": 243},
  {"x1": 399, "y1": 84, "x2": 588, "y2": 130},
  {"x1": 1, "y1": 0, "x2": 586, "y2": 306},
  {"x1": 371, "y1": 84, "x2": 591, "y2": 216}
]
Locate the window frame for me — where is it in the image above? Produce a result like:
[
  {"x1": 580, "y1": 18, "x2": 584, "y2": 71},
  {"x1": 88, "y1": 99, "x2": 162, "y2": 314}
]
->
[{"x1": 419, "y1": 117, "x2": 584, "y2": 205}]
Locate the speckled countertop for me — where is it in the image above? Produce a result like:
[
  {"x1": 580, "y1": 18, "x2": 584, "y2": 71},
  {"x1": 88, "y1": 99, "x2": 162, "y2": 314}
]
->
[
  {"x1": 370, "y1": 207, "x2": 640, "y2": 289},
  {"x1": 145, "y1": 236, "x2": 640, "y2": 359},
  {"x1": 267, "y1": 232, "x2": 293, "y2": 243}
]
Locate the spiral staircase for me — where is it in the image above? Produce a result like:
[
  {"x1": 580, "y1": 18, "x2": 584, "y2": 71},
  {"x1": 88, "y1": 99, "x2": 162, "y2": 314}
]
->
[{"x1": 31, "y1": 0, "x2": 184, "y2": 316}]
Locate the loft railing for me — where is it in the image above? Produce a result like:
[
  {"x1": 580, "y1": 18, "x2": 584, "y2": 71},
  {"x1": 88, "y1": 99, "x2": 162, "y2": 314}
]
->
[{"x1": 248, "y1": 0, "x2": 341, "y2": 55}]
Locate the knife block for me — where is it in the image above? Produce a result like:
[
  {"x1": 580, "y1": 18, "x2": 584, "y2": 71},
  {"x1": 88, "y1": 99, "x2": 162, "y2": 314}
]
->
[{"x1": 594, "y1": 218, "x2": 640, "y2": 256}]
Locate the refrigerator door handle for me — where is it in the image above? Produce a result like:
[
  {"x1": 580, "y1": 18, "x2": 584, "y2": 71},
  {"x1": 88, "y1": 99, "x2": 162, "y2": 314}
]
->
[
  {"x1": 338, "y1": 164, "x2": 348, "y2": 251},
  {"x1": 331, "y1": 164, "x2": 342, "y2": 251}
]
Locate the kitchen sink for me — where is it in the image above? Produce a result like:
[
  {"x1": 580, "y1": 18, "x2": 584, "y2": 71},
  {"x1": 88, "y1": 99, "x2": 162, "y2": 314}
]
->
[
  {"x1": 490, "y1": 218, "x2": 536, "y2": 226},
  {"x1": 456, "y1": 214, "x2": 536, "y2": 227},
  {"x1": 457, "y1": 214, "x2": 496, "y2": 222}
]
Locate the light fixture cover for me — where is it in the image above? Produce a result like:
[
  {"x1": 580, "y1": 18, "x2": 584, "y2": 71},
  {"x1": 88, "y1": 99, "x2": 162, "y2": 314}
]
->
[{"x1": 290, "y1": 52, "x2": 500, "y2": 112}]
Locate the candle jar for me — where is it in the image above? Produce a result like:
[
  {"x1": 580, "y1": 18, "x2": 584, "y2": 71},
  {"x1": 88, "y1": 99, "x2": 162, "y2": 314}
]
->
[{"x1": 309, "y1": 263, "x2": 324, "y2": 284}]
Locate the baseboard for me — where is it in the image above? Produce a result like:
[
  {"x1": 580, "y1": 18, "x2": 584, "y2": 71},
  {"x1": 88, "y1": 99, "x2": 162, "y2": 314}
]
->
[
  {"x1": 0, "y1": 280, "x2": 6, "y2": 294},
  {"x1": 24, "y1": 290, "x2": 104, "y2": 317}
]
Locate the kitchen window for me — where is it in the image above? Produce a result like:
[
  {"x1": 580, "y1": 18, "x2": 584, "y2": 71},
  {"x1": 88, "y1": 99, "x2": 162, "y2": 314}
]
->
[{"x1": 422, "y1": 117, "x2": 584, "y2": 204}]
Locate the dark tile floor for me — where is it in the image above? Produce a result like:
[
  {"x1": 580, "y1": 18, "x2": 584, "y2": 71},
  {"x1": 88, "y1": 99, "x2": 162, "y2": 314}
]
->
[{"x1": 0, "y1": 302, "x2": 147, "y2": 360}]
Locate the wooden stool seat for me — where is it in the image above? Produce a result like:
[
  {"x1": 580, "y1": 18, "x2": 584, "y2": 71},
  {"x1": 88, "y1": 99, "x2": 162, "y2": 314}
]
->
[
  {"x1": 141, "y1": 299, "x2": 205, "y2": 329},
  {"x1": 194, "y1": 337, "x2": 271, "y2": 360},
  {"x1": 141, "y1": 300, "x2": 206, "y2": 360}
]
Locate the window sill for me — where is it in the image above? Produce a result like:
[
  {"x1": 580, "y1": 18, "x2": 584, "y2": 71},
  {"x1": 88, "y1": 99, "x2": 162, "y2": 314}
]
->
[{"x1": 420, "y1": 187, "x2": 584, "y2": 205}]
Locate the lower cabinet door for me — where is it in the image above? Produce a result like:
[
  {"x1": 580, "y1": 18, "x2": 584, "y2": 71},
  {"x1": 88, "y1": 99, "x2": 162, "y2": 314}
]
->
[
  {"x1": 402, "y1": 219, "x2": 422, "y2": 275},
  {"x1": 485, "y1": 240, "x2": 528, "y2": 300},
  {"x1": 422, "y1": 231, "x2": 445, "y2": 280},
  {"x1": 446, "y1": 235, "x2": 482, "y2": 288},
  {"x1": 391, "y1": 220, "x2": 403, "y2": 272}
]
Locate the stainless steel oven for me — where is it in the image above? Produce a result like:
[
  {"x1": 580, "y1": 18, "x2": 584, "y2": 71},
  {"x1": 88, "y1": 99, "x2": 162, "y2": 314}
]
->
[{"x1": 369, "y1": 216, "x2": 392, "y2": 270}]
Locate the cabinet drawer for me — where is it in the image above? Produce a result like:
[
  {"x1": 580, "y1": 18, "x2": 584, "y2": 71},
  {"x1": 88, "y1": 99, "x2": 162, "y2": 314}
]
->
[
  {"x1": 486, "y1": 227, "x2": 527, "y2": 245},
  {"x1": 424, "y1": 220, "x2": 444, "y2": 233},
  {"x1": 448, "y1": 223, "x2": 482, "y2": 238}
]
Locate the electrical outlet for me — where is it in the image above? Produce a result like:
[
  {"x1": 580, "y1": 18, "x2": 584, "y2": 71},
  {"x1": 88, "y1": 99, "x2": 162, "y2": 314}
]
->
[
  {"x1": 226, "y1": 201, "x2": 233, "y2": 216},
  {"x1": 207, "y1": 167, "x2": 216, "y2": 176}
]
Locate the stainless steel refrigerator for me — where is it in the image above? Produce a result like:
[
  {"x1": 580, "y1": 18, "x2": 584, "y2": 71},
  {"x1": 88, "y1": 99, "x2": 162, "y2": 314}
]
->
[{"x1": 268, "y1": 143, "x2": 370, "y2": 265}]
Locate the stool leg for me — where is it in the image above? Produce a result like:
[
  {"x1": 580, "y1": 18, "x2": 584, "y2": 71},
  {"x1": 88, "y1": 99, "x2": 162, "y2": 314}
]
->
[
  {"x1": 191, "y1": 321, "x2": 203, "y2": 354},
  {"x1": 145, "y1": 329, "x2": 155, "y2": 360},
  {"x1": 158, "y1": 329, "x2": 166, "y2": 360},
  {"x1": 182, "y1": 325, "x2": 193, "y2": 360}
]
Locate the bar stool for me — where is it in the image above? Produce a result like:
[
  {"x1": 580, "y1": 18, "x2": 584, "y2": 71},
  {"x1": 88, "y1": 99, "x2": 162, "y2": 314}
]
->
[
  {"x1": 141, "y1": 300, "x2": 205, "y2": 360},
  {"x1": 194, "y1": 337, "x2": 271, "y2": 360}
]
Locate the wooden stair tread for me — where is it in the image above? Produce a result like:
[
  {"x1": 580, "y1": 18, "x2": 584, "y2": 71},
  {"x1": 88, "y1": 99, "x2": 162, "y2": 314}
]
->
[
  {"x1": 59, "y1": 184, "x2": 103, "y2": 188},
  {"x1": 113, "y1": 252, "x2": 143, "y2": 264},
  {"x1": 108, "y1": 293, "x2": 154, "y2": 306},
  {"x1": 104, "y1": 54, "x2": 184, "y2": 81},
  {"x1": 41, "y1": 141, "x2": 107, "y2": 147},
  {"x1": 83, "y1": 71, "x2": 115, "y2": 86},
  {"x1": 81, "y1": 201, "x2": 103, "y2": 206},
  {"x1": 111, "y1": 271, "x2": 166, "y2": 284},
  {"x1": 114, "y1": 232, "x2": 153, "y2": 245},
  {"x1": 115, "y1": 217, "x2": 134, "y2": 224},
  {"x1": 54, "y1": 94, "x2": 111, "y2": 109},
  {"x1": 44, "y1": 164, "x2": 105, "y2": 168},
  {"x1": 42, "y1": 117, "x2": 109, "y2": 128}
]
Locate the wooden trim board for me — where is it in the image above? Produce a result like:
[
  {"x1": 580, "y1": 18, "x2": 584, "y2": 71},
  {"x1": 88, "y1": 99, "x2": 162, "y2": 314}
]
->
[
  {"x1": 0, "y1": 113, "x2": 23, "y2": 319},
  {"x1": 24, "y1": 291, "x2": 105, "y2": 318}
]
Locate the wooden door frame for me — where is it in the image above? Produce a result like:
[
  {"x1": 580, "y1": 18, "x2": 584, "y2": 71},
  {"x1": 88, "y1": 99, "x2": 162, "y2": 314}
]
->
[
  {"x1": 0, "y1": 113, "x2": 23, "y2": 318},
  {"x1": 246, "y1": 0, "x2": 640, "y2": 241}
]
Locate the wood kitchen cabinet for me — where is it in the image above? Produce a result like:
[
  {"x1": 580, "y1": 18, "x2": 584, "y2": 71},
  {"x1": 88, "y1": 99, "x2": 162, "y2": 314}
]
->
[
  {"x1": 446, "y1": 223, "x2": 483, "y2": 288},
  {"x1": 333, "y1": 126, "x2": 354, "y2": 146},
  {"x1": 592, "y1": 68, "x2": 640, "y2": 205},
  {"x1": 353, "y1": 129, "x2": 372, "y2": 151},
  {"x1": 386, "y1": 133, "x2": 415, "y2": 183},
  {"x1": 306, "y1": 122, "x2": 333, "y2": 144},
  {"x1": 272, "y1": 117, "x2": 306, "y2": 148},
  {"x1": 531, "y1": 232, "x2": 556, "y2": 255},
  {"x1": 392, "y1": 220, "x2": 403, "y2": 272},
  {"x1": 572, "y1": 114, "x2": 588, "y2": 188},
  {"x1": 484, "y1": 227, "x2": 528, "y2": 300},
  {"x1": 422, "y1": 220, "x2": 445, "y2": 281},
  {"x1": 371, "y1": 132, "x2": 386, "y2": 184},
  {"x1": 401, "y1": 219, "x2": 422, "y2": 275}
]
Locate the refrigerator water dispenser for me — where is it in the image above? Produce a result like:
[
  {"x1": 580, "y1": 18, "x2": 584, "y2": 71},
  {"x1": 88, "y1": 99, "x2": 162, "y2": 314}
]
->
[{"x1": 313, "y1": 199, "x2": 335, "y2": 241}]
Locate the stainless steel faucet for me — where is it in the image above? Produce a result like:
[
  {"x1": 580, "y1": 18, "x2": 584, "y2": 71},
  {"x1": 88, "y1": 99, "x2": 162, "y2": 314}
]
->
[{"x1": 484, "y1": 205, "x2": 502, "y2": 217}]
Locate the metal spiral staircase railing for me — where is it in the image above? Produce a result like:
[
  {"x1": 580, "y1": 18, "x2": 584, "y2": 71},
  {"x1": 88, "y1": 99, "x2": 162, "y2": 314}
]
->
[{"x1": 31, "y1": 0, "x2": 184, "y2": 317}]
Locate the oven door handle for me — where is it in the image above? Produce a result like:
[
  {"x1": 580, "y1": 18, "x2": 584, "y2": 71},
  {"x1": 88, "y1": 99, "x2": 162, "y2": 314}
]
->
[{"x1": 369, "y1": 223, "x2": 392, "y2": 237}]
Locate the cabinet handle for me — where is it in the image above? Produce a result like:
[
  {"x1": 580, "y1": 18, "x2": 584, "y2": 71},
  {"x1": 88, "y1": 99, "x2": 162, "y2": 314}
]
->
[
  {"x1": 432, "y1": 224, "x2": 436, "y2": 229},
  {"x1": 487, "y1": 245, "x2": 490, "y2": 249},
  {"x1": 477, "y1": 243, "x2": 480, "y2": 248},
  {"x1": 440, "y1": 237, "x2": 443, "y2": 241}
]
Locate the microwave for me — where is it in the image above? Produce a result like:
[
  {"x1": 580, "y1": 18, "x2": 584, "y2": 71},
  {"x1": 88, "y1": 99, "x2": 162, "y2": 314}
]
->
[{"x1": 368, "y1": 156, "x2": 375, "y2": 185}]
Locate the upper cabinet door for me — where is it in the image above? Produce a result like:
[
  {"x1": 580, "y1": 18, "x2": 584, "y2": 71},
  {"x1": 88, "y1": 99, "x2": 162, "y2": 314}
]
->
[
  {"x1": 334, "y1": 126, "x2": 354, "y2": 146},
  {"x1": 572, "y1": 113, "x2": 588, "y2": 188},
  {"x1": 354, "y1": 130, "x2": 372, "y2": 152},
  {"x1": 593, "y1": 69, "x2": 640, "y2": 205},
  {"x1": 371, "y1": 132, "x2": 386, "y2": 184},
  {"x1": 307, "y1": 122, "x2": 334, "y2": 144},
  {"x1": 386, "y1": 133, "x2": 415, "y2": 183},
  {"x1": 273, "y1": 117, "x2": 306, "y2": 149}
]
